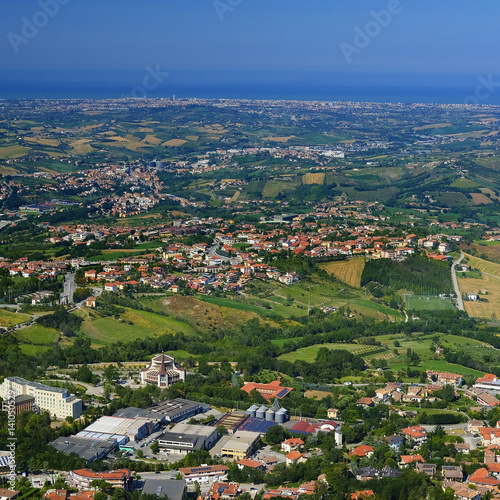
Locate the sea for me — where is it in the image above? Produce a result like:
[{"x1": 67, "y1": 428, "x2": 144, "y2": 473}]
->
[{"x1": 1, "y1": 70, "x2": 499, "y2": 105}]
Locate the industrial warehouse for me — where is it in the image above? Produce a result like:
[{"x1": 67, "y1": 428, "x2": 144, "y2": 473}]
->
[{"x1": 157, "y1": 423, "x2": 218, "y2": 455}]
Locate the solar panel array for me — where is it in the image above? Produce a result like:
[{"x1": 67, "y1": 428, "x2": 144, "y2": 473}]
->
[
  {"x1": 276, "y1": 388, "x2": 290, "y2": 398},
  {"x1": 239, "y1": 417, "x2": 277, "y2": 434},
  {"x1": 191, "y1": 467, "x2": 213, "y2": 473}
]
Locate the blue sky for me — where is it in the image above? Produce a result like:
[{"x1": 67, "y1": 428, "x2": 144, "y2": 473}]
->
[{"x1": 1, "y1": 0, "x2": 499, "y2": 83}]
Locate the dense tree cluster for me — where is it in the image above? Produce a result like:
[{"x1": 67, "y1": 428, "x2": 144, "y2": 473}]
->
[{"x1": 361, "y1": 254, "x2": 453, "y2": 294}]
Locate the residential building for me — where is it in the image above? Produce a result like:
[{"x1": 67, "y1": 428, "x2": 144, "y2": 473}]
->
[
  {"x1": 67, "y1": 469, "x2": 131, "y2": 490},
  {"x1": 0, "y1": 491, "x2": 19, "y2": 500},
  {"x1": 442, "y1": 482, "x2": 480, "y2": 500},
  {"x1": 280, "y1": 438, "x2": 304, "y2": 454},
  {"x1": 479, "y1": 427, "x2": 500, "y2": 446},
  {"x1": 355, "y1": 397, "x2": 374, "y2": 408},
  {"x1": 468, "y1": 420, "x2": 484, "y2": 434},
  {"x1": 355, "y1": 467, "x2": 402, "y2": 481},
  {"x1": 236, "y1": 459, "x2": 264, "y2": 470},
  {"x1": 327, "y1": 409, "x2": 340, "y2": 419},
  {"x1": 426, "y1": 371, "x2": 463, "y2": 387},
  {"x1": 415, "y1": 463, "x2": 436, "y2": 477},
  {"x1": 289, "y1": 420, "x2": 342, "y2": 446},
  {"x1": 44, "y1": 491, "x2": 94, "y2": 500},
  {"x1": 442, "y1": 466, "x2": 463, "y2": 482},
  {"x1": 385, "y1": 435, "x2": 404, "y2": 451},
  {"x1": 349, "y1": 445, "x2": 374, "y2": 459},
  {"x1": 285, "y1": 451, "x2": 306, "y2": 465},
  {"x1": 207, "y1": 482, "x2": 244, "y2": 500},
  {"x1": 474, "y1": 374, "x2": 500, "y2": 393},
  {"x1": 351, "y1": 492, "x2": 375, "y2": 500},
  {"x1": 476, "y1": 392, "x2": 500, "y2": 407},
  {"x1": 401, "y1": 426, "x2": 428, "y2": 447},
  {"x1": 468, "y1": 467, "x2": 500, "y2": 490},
  {"x1": 179, "y1": 465, "x2": 229, "y2": 484},
  {"x1": 399, "y1": 455, "x2": 424, "y2": 467}
]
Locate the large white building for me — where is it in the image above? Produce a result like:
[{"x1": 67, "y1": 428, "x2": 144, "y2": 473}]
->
[
  {"x1": 0, "y1": 377, "x2": 82, "y2": 419},
  {"x1": 77, "y1": 415, "x2": 153, "y2": 443},
  {"x1": 141, "y1": 353, "x2": 185, "y2": 388}
]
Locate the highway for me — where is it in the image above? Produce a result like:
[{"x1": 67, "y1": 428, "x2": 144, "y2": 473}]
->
[{"x1": 451, "y1": 253, "x2": 465, "y2": 311}]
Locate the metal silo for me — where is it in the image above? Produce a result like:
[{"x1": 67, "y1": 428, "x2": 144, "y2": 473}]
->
[
  {"x1": 275, "y1": 408, "x2": 287, "y2": 424},
  {"x1": 246, "y1": 404, "x2": 258, "y2": 418},
  {"x1": 256, "y1": 405, "x2": 267, "y2": 419},
  {"x1": 265, "y1": 408, "x2": 275, "y2": 421}
]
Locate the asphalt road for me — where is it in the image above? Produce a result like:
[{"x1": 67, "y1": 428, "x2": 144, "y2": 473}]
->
[
  {"x1": 451, "y1": 253, "x2": 465, "y2": 311},
  {"x1": 60, "y1": 273, "x2": 76, "y2": 305}
]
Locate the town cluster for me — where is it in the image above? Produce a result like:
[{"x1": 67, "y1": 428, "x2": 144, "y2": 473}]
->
[{"x1": 6, "y1": 362, "x2": 500, "y2": 500}]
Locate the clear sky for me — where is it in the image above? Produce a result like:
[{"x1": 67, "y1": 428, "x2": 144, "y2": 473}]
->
[{"x1": 1, "y1": 0, "x2": 499, "y2": 84}]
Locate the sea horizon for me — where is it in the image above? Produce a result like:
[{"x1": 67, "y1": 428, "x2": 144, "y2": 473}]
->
[{"x1": 0, "y1": 70, "x2": 498, "y2": 105}]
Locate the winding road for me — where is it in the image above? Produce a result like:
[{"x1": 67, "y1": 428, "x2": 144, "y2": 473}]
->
[{"x1": 452, "y1": 253, "x2": 465, "y2": 311}]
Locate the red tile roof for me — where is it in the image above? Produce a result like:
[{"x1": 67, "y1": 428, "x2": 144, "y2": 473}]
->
[{"x1": 240, "y1": 377, "x2": 293, "y2": 400}]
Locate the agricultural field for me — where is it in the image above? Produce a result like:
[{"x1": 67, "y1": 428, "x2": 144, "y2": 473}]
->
[
  {"x1": 304, "y1": 390, "x2": 332, "y2": 400},
  {"x1": 140, "y1": 295, "x2": 279, "y2": 332},
  {"x1": 465, "y1": 243, "x2": 500, "y2": 264},
  {"x1": 279, "y1": 333, "x2": 486, "y2": 378},
  {"x1": 470, "y1": 192, "x2": 493, "y2": 205},
  {"x1": 459, "y1": 274, "x2": 500, "y2": 318},
  {"x1": 199, "y1": 295, "x2": 278, "y2": 317},
  {"x1": 248, "y1": 274, "x2": 402, "y2": 321},
  {"x1": 163, "y1": 139, "x2": 188, "y2": 147},
  {"x1": 279, "y1": 343, "x2": 385, "y2": 364},
  {"x1": 405, "y1": 294, "x2": 456, "y2": 311},
  {"x1": 0, "y1": 145, "x2": 30, "y2": 158},
  {"x1": 262, "y1": 179, "x2": 301, "y2": 198},
  {"x1": 450, "y1": 177, "x2": 480, "y2": 188},
  {"x1": 457, "y1": 254, "x2": 500, "y2": 317},
  {"x1": 78, "y1": 306, "x2": 194, "y2": 346},
  {"x1": 465, "y1": 254, "x2": 500, "y2": 277},
  {"x1": 18, "y1": 344, "x2": 52, "y2": 356},
  {"x1": 24, "y1": 137, "x2": 60, "y2": 147},
  {"x1": 270, "y1": 337, "x2": 304, "y2": 348},
  {"x1": 0, "y1": 309, "x2": 31, "y2": 328},
  {"x1": 413, "y1": 123, "x2": 452, "y2": 131},
  {"x1": 430, "y1": 192, "x2": 471, "y2": 207},
  {"x1": 302, "y1": 172, "x2": 325, "y2": 185},
  {"x1": 320, "y1": 258, "x2": 365, "y2": 288},
  {"x1": 15, "y1": 324, "x2": 59, "y2": 346}
]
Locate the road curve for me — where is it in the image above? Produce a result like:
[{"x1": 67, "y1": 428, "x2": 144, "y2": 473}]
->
[{"x1": 452, "y1": 253, "x2": 465, "y2": 311}]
